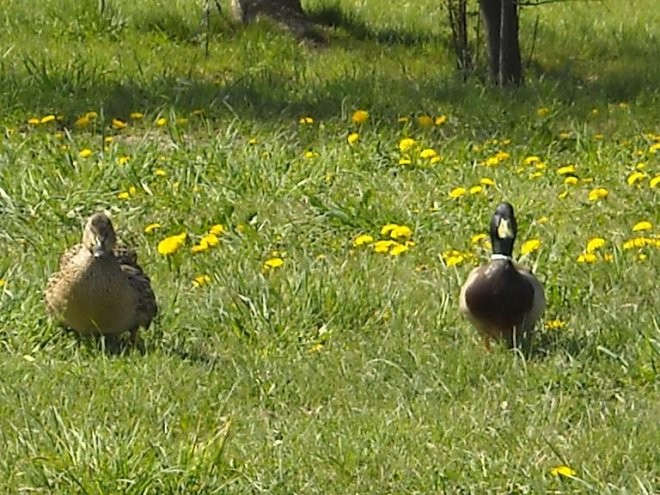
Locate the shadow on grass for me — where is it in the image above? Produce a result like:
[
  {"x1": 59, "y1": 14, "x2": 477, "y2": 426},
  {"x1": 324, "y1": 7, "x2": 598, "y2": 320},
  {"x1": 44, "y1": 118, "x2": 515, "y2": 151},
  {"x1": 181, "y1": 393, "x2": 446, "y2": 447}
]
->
[{"x1": 531, "y1": 330, "x2": 587, "y2": 360}]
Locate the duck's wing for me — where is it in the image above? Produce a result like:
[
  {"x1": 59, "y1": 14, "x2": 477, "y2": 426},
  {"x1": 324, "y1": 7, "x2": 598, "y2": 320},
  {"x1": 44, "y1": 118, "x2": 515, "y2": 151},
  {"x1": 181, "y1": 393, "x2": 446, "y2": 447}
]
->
[
  {"x1": 514, "y1": 263, "x2": 546, "y2": 331},
  {"x1": 116, "y1": 246, "x2": 158, "y2": 329}
]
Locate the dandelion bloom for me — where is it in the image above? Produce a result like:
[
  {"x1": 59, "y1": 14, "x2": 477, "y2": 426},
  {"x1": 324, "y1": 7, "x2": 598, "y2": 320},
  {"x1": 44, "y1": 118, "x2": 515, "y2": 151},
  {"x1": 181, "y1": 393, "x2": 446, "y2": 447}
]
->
[
  {"x1": 416, "y1": 115, "x2": 433, "y2": 127},
  {"x1": 399, "y1": 138, "x2": 416, "y2": 152},
  {"x1": 130, "y1": 112, "x2": 144, "y2": 120},
  {"x1": 577, "y1": 253, "x2": 597, "y2": 263},
  {"x1": 441, "y1": 250, "x2": 466, "y2": 267},
  {"x1": 208, "y1": 224, "x2": 226, "y2": 236},
  {"x1": 520, "y1": 239, "x2": 541, "y2": 255},
  {"x1": 40, "y1": 115, "x2": 56, "y2": 124},
  {"x1": 304, "y1": 151, "x2": 318, "y2": 159},
  {"x1": 104, "y1": 136, "x2": 113, "y2": 144},
  {"x1": 193, "y1": 274, "x2": 211, "y2": 287},
  {"x1": 469, "y1": 185, "x2": 483, "y2": 194},
  {"x1": 156, "y1": 117, "x2": 167, "y2": 127},
  {"x1": 626, "y1": 171, "x2": 647, "y2": 185},
  {"x1": 352, "y1": 110, "x2": 369, "y2": 124},
  {"x1": 586, "y1": 237, "x2": 606, "y2": 253},
  {"x1": 158, "y1": 232, "x2": 187, "y2": 255},
  {"x1": 27, "y1": 117, "x2": 40, "y2": 125},
  {"x1": 420, "y1": 148, "x2": 438, "y2": 159},
  {"x1": 117, "y1": 191, "x2": 130, "y2": 200},
  {"x1": 523, "y1": 156, "x2": 540, "y2": 165},
  {"x1": 434, "y1": 115, "x2": 448, "y2": 125},
  {"x1": 0, "y1": 279, "x2": 5, "y2": 287},
  {"x1": 299, "y1": 116, "x2": 314, "y2": 124},
  {"x1": 632, "y1": 221, "x2": 652, "y2": 232},
  {"x1": 112, "y1": 118, "x2": 128, "y2": 130},
  {"x1": 191, "y1": 243, "x2": 209, "y2": 254},
  {"x1": 479, "y1": 178, "x2": 495, "y2": 186},
  {"x1": 74, "y1": 116, "x2": 90, "y2": 128},
  {"x1": 557, "y1": 165, "x2": 576, "y2": 175},
  {"x1": 536, "y1": 107, "x2": 550, "y2": 117},
  {"x1": 390, "y1": 244, "x2": 409, "y2": 256},
  {"x1": 622, "y1": 237, "x2": 658, "y2": 250},
  {"x1": 79, "y1": 149, "x2": 93, "y2": 158},
  {"x1": 650, "y1": 175, "x2": 660, "y2": 188},
  {"x1": 399, "y1": 157, "x2": 412, "y2": 166},
  {"x1": 545, "y1": 319, "x2": 566, "y2": 330},
  {"x1": 564, "y1": 176, "x2": 578, "y2": 186},
  {"x1": 449, "y1": 187, "x2": 467, "y2": 199},
  {"x1": 263, "y1": 257, "x2": 284, "y2": 270},
  {"x1": 373, "y1": 240, "x2": 397, "y2": 253},
  {"x1": 144, "y1": 223, "x2": 161, "y2": 234},
  {"x1": 154, "y1": 169, "x2": 167, "y2": 177},
  {"x1": 471, "y1": 233, "x2": 487, "y2": 244},
  {"x1": 550, "y1": 465, "x2": 576, "y2": 477},
  {"x1": 352, "y1": 234, "x2": 374, "y2": 247},
  {"x1": 347, "y1": 132, "x2": 359, "y2": 145},
  {"x1": 587, "y1": 188, "x2": 608, "y2": 201},
  {"x1": 117, "y1": 155, "x2": 130, "y2": 166}
]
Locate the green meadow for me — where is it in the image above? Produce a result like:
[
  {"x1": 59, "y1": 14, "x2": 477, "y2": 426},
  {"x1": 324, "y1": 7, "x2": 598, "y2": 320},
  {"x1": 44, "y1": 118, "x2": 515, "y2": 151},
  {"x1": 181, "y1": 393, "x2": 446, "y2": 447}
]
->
[{"x1": 0, "y1": 0, "x2": 658, "y2": 492}]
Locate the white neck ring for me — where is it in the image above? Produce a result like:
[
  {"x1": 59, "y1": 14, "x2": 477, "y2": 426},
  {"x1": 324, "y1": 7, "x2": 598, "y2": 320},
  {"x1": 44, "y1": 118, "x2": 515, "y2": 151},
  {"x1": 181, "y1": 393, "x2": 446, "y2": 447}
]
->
[{"x1": 490, "y1": 253, "x2": 513, "y2": 261}]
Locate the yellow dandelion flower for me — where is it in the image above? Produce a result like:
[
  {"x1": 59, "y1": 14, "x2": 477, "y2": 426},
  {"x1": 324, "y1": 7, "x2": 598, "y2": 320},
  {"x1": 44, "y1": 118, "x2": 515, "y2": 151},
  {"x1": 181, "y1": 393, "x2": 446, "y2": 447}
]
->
[
  {"x1": 112, "y1": 118, "x2": 127, "y2": 130},
  {"x1": 430, "y1": 156, "x2": 441, "y2": 164},
  {"x1": 550, "y1": 465, "x2": 577, "y2": 478},
  {"x1": 74, "y1": 116, "x2": 90, "y2": 128},
  {"x1": 40, "y1": 115, "x2": 56, "y2": 124},
  {"x1": 27, "y1": 117, "x2": 40, "y2": 125},
  {"x1": 156, "y1": 117, "x2": 167, "y2": 127},
  {"x1": 564, "y1": 176, "x2": 579, "y2": 186},
  {"x1": 536, "y1": 107, "x2": 550, "y2": 117},
  {"x1": 529, "y1": 172, "x2": 543, "y2": 179},
  {"x1": 557, "y1": 165, "x2": 576, "y2": 175},
  {"x1": 304, "y1": 151, "x2": 318, "y2": 159},
  {"x1": 201, "y1": 233, "x2": 219, "y2": 247},
  {"x1": 587, "y1": 188, "x2": 608, "y2": 201},
  {"x1": 176, "y1": 117, "x2": 188, "y2": 126},
  {"x1": 191, "y1": 243, "x2": 209, "y2": 254},
  {"x1": 352, "y1": 110, "x2": 369, "y2": 124},
  {"x1": 130, "y1": 112, "x2": 144, "y2": 120},
  {"x1": 117, "y1": 155, "x2": 130, "y2": 166},
  {"x1": 635, "y1": 162, "x2": 646, "y2": 170},
  {"x1": 128, "y1": 186, "x2": 137, "y2": 195},
  {"x1": 263, "y1": 257, "x2": 284, "y2": 270},
  {"x1": 208, "y1": 224, "x2": 226, "y2": 236},
  {"x1": 649, "y1": 142, "x2": 660, "y2": 153},
  {"x1": 309, "y1": 343, "x2": 324, "y2": 353},
  {"x1": 299, "y1": 116, "x2": 314, "y2": 124},
  {"x1": 157, "y1": 232, "x2": 187, "y2": 255},
  {"x1": 520, "y1": 239, "x2": 541, "y2": 255},
  {"x1": 416, "y1": 115, "x2": 434, "y2": 127},
  {"x1": 577, "y1": 253, "x2": 597, "y2": 263},
  {"x1": 593, "y1": 133, "x2": 604, "y2": 140},
  {"x1": 479, "y1": 177, "x2": 495, "y2": 186},
  {"x1": 623, "y1": 237, "x2": 657, "y2": 250},
  {"x1": 603, "y1": 253, "x2": 614, "y2": 262},
  {"x1": 193, "y1": 274, "x2": 211, "y2": 287},
  {"x1": 495, "y1": 151, "x2": 510, "y2": 161},
  {"x1": 441, "y1": 250, "x2": 466, "y2": 267},
  {"x1": 104, "y1": 136, "x2": 113, "y2": 144},
  {"x1": 626, "y1": 171, "x2": 647, "y2": 185},
  {"x1": 353, "y1": 234, "x2": 374, "y2": 247},
  {"x1": 545, "y1": 319, "x2": 566, "y2": 330},
  {"x1": 79, "y1": 149, "x2": 93, "y2": 158},
  {"x1": 399, "y1": 157, "x2": 412, "y2": 166},
  {"x1": 389, "y1": 225, "x2": 412, "y2": 240},
  {"x1": 471, "y1": 233, "x2": 487, "y2": 244},
  {"x1": 399, "y1": 138, "x2": 416, "y2": 152},
  {"x1": 449, "y1": 187, "x2": 467, "y2": 199},
  {"x1": 0, "y1": 279, "x2": 5, "y2": 288},
  {"x1": 484, "y1": 156, "x2": 500, "y2": 167},
  {"x1": 390, "y1": 244, "x2": 409, "y2": 256},
  {"x1": 397, "y1": 116, "x2": 410, "y2": 123},
  {"x1": 650, "y1": 175, "x2": 660, "y2": 188},
  {"x1": 84, "y1": 111, "x2": 98, "y2": 120},
  {"x1": 154, "y1": 168, "x2": 167, "y2": 177},
  {"x1": 469, "y1": 185, "x2": 483, "y2": 194},
  {"x1": 632, "y1": 221, "x2": 652, "y2": 232},
  {"x1": 586, "y1": 237, "x2": 606, "y2": 253},
  {"x1": 380, "y1": 224, "x2": 398, "y2": 236},
  {"x1": 434, "y1": 115, "x2": 448, "y2": 125},
  {"x1": 144, "y1": 223, "x2": 161, "y2": 234},
  {"x1": 117, "y1": 191, "x2": 130, "y2": 200},
  {"x1": 347, "y1": 132, "x2": 359, "y2": 145},
  {"x1": 523, "y1": 156, "x2": 540, "y2": 165},
  {"x1": 419, "y1": 148, "x2": 438, "y2": 159},
  {"x1": 373, "y1": 240, "x2": 397, "y2": 253}
]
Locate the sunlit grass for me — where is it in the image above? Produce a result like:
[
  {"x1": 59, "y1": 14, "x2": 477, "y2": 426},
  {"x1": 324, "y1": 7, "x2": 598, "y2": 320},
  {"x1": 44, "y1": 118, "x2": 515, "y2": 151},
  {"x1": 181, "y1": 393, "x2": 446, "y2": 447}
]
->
[{"x1": 0, "y1": 0, "x2": 658, "y2": 493}]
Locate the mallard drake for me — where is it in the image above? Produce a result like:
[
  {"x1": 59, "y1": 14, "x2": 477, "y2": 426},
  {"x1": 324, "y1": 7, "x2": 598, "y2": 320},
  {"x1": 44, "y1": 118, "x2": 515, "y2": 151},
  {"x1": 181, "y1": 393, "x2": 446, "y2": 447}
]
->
[
  {"x1": 46, "y1": 212, "x2": 157, "y2": 345},
  {"x1": 459, "y1": 202, "x2": 545, "y2": 350}
]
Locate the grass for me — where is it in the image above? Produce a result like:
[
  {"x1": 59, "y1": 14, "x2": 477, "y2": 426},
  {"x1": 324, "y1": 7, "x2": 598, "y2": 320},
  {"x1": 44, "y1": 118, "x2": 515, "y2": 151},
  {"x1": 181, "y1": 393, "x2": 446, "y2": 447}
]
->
[{"x1": 0, "y1": 0, "x2": 658, "y2": 492}]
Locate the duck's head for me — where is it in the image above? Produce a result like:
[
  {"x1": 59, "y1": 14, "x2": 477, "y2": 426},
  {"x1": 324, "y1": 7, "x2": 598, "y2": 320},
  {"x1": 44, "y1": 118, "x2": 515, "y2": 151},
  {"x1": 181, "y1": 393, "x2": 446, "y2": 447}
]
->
[
  {"x1": 489, "y1": 202, "x2": 517, "y2": 258},
  {"x1": 82, "y1": 212, "x2": 117, "y2": 259}
]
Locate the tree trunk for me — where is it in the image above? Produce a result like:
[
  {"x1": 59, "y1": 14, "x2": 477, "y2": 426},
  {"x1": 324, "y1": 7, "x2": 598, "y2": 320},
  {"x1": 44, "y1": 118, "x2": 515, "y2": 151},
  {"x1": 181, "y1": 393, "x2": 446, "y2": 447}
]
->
[
  {"x1": 229, "y1": 0, "x2": 323, "y2": 42},
  {"x1": 479, "y1": 0, "x2": 522, "y2": 86}
]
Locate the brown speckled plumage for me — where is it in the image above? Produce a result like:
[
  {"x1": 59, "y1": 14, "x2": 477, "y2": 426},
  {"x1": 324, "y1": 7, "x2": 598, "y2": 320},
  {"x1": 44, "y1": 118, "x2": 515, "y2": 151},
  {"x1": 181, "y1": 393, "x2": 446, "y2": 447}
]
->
[{"x1": 45, "y1": 212, "x2": 157, "y2": 342}]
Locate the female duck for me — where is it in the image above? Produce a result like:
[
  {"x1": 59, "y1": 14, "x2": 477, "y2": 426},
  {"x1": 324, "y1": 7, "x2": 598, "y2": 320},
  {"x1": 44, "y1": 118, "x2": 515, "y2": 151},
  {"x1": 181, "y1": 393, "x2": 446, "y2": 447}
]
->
[{"x1": 459, "y1": 202, "x2": 545, "y2": 350}]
